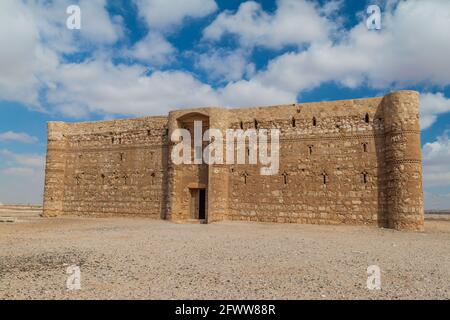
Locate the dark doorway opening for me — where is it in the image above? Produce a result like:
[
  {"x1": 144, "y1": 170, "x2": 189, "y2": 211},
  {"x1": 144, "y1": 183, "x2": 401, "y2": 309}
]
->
[
  {"x1": 190, "y1": 188, "x2": 207, "y2": 221},
  {"x1": 198, "y1": 189, "x2": 206, "y2": 220}
]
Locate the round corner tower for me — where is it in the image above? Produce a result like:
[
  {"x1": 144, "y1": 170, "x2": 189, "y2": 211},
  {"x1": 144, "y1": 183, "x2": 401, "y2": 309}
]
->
[{"x1": 382, "y1": 90, "x2": 424, "y2": 231}]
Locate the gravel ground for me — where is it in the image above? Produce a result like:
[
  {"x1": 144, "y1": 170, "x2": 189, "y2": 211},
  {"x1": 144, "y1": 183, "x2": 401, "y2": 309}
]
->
[{"x1": 0, "y1": 216, "x2": 449, "y2": 300}]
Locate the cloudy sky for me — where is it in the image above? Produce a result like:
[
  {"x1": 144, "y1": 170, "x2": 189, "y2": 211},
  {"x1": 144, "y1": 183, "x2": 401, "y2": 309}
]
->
[{"x1": 0, "y1": 0, "x2": 449, "y2": 208}]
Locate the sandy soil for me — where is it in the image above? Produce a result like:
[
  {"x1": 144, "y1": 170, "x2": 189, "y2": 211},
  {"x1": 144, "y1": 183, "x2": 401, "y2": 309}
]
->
[{"x1": 0, "y1": 216, "x2": 449, "y2": 300}]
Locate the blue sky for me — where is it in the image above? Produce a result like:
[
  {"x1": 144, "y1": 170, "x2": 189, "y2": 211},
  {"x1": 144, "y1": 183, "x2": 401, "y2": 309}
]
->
[{"x1": 0, "y1": 0, "x2": 450, "y2": 208}]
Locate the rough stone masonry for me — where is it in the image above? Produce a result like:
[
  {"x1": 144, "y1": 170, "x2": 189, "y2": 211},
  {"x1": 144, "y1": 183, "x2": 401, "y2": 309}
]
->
[{"x1": 43, "y1": 90, "x2": 424, "y2": 231}]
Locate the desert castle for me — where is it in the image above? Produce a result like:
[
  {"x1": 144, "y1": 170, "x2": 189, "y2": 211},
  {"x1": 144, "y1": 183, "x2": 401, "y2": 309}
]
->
[{"x1": 43, "y1": 90, "x2": 424, "y2": 231}]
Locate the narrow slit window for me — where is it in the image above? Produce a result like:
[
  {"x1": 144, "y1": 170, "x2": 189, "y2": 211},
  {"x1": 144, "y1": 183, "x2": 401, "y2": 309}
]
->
[
  {"x1": 291, "y1": 117, "x2": 296, "y2": 127},
  {"x1": 363, "y1": 143, "x2": 368, "y2": 153},
  {"x1": 242, "y1": 172, "x2": 249, "y2": 184},
  {"x1": 312, "y1": 117, "x2": 317, "y2": 126},
  {"x1": 308, "y1": 145, "x2": 313, "y2": 155},
  {"x1": 365, "y1": 113, "x2": 370, "y2": 123},
  {"x1": 321, "y1": 171, "x2": 328, "y2": 185},
  {"x1": 254, "y1": 119, "x2": 259, "y2": 129},
  {"x1": 239, "y1": 121, "x2": 244, "y2": 130},
  {"x1": 282, "y1": 171, "x2": 288, "y2": 185},
  {"x1": 362, "y1": 171, "x2": 368, "y2": 184},
  {"x1": 150, "y1": 172, "x2": 155, "y2": 185}
]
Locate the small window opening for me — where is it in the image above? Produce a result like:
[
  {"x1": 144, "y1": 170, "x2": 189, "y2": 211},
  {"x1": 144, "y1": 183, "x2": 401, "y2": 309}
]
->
[
  {"x1": 365, "y1": 113, "x2": 370, "y2": 123},
  {"x1": 308, "y1": 145, "x2": 313, "y2": 155},
  {"x1": 363, "y1": 143, "x2": 368, "y2": 153},
  {"x1": 282, "y1": 171, "x2": 289, "y2": 185},
  {"x1": 239, "y1": 121, "x2": 243, "y2": 130},
  {"x1": 312, "y1": 117, "x2": 317, "y2": 126},
  {"x1": 254, "y1": 119, "x2": 259, "y2": 129},
  {"x1": 242, "y1": 172, "x2": 249, "y2": 184},
  {"x1": 150, "y1": 172, "x2": 155, "y2": 185},
  {"x1": 291, "y1": 117, "x2": 296, "y2": 127},
  {"x1": 362, "y1": 171, "x2": 368, "y2": 184},
  {"x1": 321, "y1": 171, "x2": 328, "y2": 185}
]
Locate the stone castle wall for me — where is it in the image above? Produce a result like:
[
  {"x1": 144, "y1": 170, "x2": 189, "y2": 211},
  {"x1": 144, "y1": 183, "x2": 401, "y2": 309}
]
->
[
  {"x1": 43, "y1": 117, "x2": 169, "y2": 218},
  {"x1": 43, "y1": 90, "x2": 424, "y2": 231}
]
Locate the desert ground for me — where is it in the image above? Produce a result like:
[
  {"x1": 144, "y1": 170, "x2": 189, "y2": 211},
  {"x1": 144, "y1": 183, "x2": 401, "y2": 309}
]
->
[{"x1": 0, "y1": 206, "x2": 449, "y2": 300}]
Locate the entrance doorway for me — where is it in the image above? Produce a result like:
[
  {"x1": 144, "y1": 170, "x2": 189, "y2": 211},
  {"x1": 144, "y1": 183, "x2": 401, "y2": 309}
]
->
[{"x1": 190, "y1": 188, "x2": 207, "y2": 220}]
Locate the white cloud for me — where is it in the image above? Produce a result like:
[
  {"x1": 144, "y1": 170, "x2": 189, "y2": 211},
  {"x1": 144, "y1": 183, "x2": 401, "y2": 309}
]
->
[
  {"x1": 135, "y1": 0, "x2": 218, "y2": 31},
  {"x1": 0, "y1": 0, "x2": 48, "y2": 106},
  {"x1": 78, "y1": 0, "x2": 123, "y2": 44},
  {"x1": 0, "y1": 0, "x2": 123, "y2": 107},
  {"x1": 0, "y1": 149, "x2": 45, "y2": 168},
  {"x1": 26, "y1": 0, "x2": 123, "y2": 52},
  {"x1": 41, "y1": 56, "x2": 297, "y2": 114},
  {"x1": 130, "y1": 0, "x2": 217, "y2": 65},
  {"x1": 0, "y1": 131, "x2": 38, "y2": 144},
  {"x1": 219, "y1": 80, "x2": 295, "y2": 107},
  {"x1": 203, "y1": 0, "x2": 336, "y2": 49},
  {"x1": 422, "y1": 133, "x2": 450, "y2": 188},
  {"x1": 126, "y1": 31, "x2": 176, "y2": 65},
  {"x1": 3, "y1": 0, "x2": 450, "y2": 118},
  {"x1": 44, "y1": 59, "x2": 220, "y2": 116},
  {"x1": 196, "y1": 49, "x2": 255, "y2": 82},
  {"x1": 420, "y1": 92, "x2": 450, "y2": 130},
  {"x1": 216, "y1": 0, "x2": 450, "y2": 107}
]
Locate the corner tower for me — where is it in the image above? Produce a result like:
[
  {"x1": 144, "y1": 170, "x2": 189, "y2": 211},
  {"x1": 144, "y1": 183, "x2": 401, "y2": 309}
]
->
[
  {"x1": 382, "y1": 91, "x2": 424, "y2": 231},
  {"x1": 42, "y1": 122, "x2": 68, "y2": 217}
]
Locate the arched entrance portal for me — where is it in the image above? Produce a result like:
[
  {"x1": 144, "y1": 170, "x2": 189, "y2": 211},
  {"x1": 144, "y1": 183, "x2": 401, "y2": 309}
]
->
[{"x1": 170, "y1": 112, "x2": 210, "y2": 222}]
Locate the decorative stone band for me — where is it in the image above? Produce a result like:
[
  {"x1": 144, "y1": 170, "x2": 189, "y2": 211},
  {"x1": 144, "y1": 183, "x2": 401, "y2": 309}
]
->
[
  {"x1": 384, "y1": 129, "x2": 421, "y2": 135},
  {"x1": 384, "y1": 159, "x2": 422, "y2": 165}
]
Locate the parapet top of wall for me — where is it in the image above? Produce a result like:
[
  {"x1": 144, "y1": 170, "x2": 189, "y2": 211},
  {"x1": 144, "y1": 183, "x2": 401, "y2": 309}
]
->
[
  {"x1": 166, "y1": 97, "x2": 386, "y2": 126},
  {"x1": 226, "y1": 97, "x2": 386, "y2": 122},
  {"x1": 47, "y1": 90, "x2": 419, "y2": 134},
  {"x1": 48, "y1": 115, "x2": 168, "y2": 136}
]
